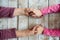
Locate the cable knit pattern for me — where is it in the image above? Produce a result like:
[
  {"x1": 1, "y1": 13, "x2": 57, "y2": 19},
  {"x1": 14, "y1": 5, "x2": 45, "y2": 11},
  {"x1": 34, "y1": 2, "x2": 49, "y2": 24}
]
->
[
  {"x1": 43, "y1": 28, "x2": 60, "y2": 37},
  {"x1": 40, "y1": 4, "x2": 60, "y2": 15},
  {"x1": 40, "y1": 4, "x2": 60, "y2": 37},
  {"x1": 0, "y1": 7, "x2": 15, "y2": 18}
]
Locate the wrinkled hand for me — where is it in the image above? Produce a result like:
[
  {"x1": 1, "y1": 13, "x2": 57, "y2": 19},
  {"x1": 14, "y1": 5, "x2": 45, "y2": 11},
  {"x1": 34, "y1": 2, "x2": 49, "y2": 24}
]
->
[
  {"x1": 24, "y1": 8, "x2": 43, "y2": 18},
  {"x1": 29, "y1": 24, "x2": 44, "y2": 35}
]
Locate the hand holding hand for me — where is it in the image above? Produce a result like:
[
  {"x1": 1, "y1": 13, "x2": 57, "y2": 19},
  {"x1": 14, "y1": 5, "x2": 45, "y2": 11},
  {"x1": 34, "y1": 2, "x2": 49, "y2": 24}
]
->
[
  {"x1": 24, "y1": 8, "x2": 43, "y2": 18},
  {"x1": 29, "y1": 24, "x2": 44, "y2": 35}
]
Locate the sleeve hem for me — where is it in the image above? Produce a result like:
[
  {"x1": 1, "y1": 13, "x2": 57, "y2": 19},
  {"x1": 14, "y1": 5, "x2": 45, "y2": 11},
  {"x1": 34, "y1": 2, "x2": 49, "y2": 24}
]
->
[
  {"x1": 9, "y1": 8, "x2": 15, "y2": 18},
  {"x1": 0, "y1": 28, "x2": 16, "y2": 39}
]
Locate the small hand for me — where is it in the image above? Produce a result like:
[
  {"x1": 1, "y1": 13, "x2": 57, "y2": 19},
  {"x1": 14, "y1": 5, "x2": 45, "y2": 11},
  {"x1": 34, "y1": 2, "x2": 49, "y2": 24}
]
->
[
  {"x1": 29, "y1": 24, "x2": 44, "y2": 35},
  {"x1": 34, "y1": 24, "x2": 44, "y2": 35}
]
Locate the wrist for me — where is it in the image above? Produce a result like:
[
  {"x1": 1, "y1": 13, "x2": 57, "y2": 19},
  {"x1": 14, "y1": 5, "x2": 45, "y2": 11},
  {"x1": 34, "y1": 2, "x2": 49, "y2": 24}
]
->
[
  {"x1": 28, "y1": 30, "x2": 34, "y2": 36},
  {"x1": 23, "y1": 29, "x2": 34, "y2": 36},
  {"x1": 13, "y1": 8, "x2": 25, "y2": 16}
]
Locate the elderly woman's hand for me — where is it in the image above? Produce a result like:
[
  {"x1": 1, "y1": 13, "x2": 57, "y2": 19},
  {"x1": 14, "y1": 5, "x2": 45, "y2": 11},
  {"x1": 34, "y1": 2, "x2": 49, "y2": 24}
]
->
[
  {"x1": 24, "y1": 8, "x2": 43, "y2": 18},
  {"x1": 29, "y1": 24, "x2": 44, "y2": 35}
]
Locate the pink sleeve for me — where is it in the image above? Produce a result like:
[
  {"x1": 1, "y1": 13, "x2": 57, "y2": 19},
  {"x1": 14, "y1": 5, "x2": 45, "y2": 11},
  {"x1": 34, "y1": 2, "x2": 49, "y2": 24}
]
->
[
  {"x1": 43, "y1": 28, "x2": 60, "y2": 37},
  {"x1": 40, "y1": 4, "x2": 60, "y2": 15}
]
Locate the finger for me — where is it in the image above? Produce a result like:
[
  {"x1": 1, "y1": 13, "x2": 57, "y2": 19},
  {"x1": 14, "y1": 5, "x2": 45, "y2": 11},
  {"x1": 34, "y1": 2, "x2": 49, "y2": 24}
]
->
[
  {"x1": 32, "y1": 15, "x2": 36, "y2": 17},
  {"x1": 30, "y1": 25, "x2": 40, "y2": 35},
  {"x1": 29, "y1": 26, "x2": 37, "y2": 34},
  {"x1": 35, "y1": 15, "x2": 43, "y2": 18},
  {"x1": 33, "y1": 26, "x2": 38, "y2": 34},
  {"x1": 34, "y1": 26, "x2": 40, "y2": 34},
  {"x1": 32, "y1": 26, "x2": 37, "y2": 31},
  {"x1": 33, "y1": 25, "x2": 39, "y2": 32},
  {"x1": 28, "y1": 11, "x2": 35, "y2": 16},
  {"x1": 39, "y1": 24, "x2": 43, "y2": 27},
  {"x1": 32, "y1": 15, "x2": 42, "y2": 18},
  {"x1": 32, "y1": 25, "x2": 38, "y2": 32}
]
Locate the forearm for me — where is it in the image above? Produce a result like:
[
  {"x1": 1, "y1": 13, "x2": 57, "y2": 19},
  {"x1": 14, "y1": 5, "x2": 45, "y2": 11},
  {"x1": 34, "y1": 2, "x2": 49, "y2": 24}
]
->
[
  {"x1": 0, "y1": 7, "x2": 25, "y2": 18},
  {"x1": 40, "y1": 4, "x2": 60, "y2": 16},
  {"x1": 16, "y1": 29, "x2": 33, "y2": 37},
  {"x1": 43, "y1": 28, "x2": 60, "y2": 37},
  {"x1": 13, "y1": 8, "x2": 25, "y2": 16},
  {"x1": 0, "y1": 28, "x2": 33, "y2": 39}
]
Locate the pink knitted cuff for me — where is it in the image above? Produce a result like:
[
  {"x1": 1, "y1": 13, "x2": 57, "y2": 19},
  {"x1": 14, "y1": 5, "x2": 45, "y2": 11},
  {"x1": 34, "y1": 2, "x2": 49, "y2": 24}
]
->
[
  {"x1": 43, "y1": 28, "x2": 60, "y2": 37},
  {"x1": 40, "y1": 4, "x2": 60, "y2": 16}
]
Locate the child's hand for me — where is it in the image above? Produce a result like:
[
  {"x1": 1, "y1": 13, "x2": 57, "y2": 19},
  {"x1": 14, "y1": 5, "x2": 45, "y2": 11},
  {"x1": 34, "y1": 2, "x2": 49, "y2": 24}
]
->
[
  {"x1": 36, "y1": 25, "x2": 44, "y2": 35},
  {"x1": 33, "y1": 24, "x2": 44, "y2": 35},
  {"x1": 24, "y1": 8, "x2": 43, "y2": 18}
]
